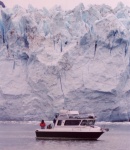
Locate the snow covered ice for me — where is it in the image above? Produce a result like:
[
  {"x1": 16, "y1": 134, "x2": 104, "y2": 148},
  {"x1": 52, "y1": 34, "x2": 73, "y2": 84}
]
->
[{"x1": 0, "y1": 2, "x2": 130, "y2": 121}]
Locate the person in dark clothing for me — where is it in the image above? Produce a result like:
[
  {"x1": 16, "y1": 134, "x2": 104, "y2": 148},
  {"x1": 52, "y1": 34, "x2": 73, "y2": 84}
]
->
[
  {"x1": 40, "y1": 120, "x2": 46, "y2": 129},
  {"x1": 53, "y1": 114, "x2": 58, "y2": 125},
  {"x1": 47, "y1": 124, "x2": 52, "y2": 129},
  {"x1": 53, "y1": 118, "x2": 56, "y2": 125}
]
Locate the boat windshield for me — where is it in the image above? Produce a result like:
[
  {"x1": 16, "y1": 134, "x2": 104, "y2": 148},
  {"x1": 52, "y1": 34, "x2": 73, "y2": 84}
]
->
[{"x1": 80, "y1": 120, "x2": 95, "y2": 126}]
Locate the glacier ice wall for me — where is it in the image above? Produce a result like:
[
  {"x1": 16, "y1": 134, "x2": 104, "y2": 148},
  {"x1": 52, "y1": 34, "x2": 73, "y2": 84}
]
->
[{"x1": 0, "y1": 3, "x2": 130, "y2": 121}]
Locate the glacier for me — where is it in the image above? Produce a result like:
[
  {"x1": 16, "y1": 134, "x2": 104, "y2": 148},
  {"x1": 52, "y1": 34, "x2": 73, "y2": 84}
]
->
[{"x1": 0, "y1": 2, "x2": 130, "y2": 121}]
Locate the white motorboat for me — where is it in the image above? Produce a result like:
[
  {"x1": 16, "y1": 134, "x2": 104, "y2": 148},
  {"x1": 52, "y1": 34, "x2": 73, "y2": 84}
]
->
[{"x1": 35, "y1": 110, "x2": 108, "y2": 140}]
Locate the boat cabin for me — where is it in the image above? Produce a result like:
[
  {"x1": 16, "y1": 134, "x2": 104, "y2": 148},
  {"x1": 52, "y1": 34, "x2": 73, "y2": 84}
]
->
[{"x1": 54, "y1": 110, "x2": 96, "y2": 127}]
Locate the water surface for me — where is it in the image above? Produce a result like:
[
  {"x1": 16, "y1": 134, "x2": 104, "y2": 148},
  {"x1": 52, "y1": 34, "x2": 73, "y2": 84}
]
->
[{"x1": 0, "y1": 122, "x2": 130, "y2": 150}]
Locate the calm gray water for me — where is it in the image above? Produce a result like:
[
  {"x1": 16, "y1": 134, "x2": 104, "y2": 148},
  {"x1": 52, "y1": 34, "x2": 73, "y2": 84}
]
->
[{"x1": 0, "y1": 122, "x2": 130, "y2": 150}]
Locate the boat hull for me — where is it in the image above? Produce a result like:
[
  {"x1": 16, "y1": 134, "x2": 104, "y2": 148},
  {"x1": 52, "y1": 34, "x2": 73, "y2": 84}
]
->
[{"x1": 35, "y1": 130, "x2": 104, "y2": 140}]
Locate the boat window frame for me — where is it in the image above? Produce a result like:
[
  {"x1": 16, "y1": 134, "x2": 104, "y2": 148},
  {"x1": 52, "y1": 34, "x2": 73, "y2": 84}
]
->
[
  {"x1": 80, "y1": 119, "x2": 95, "y2": 126},
  {"x1": 57, "y1": 120, "x2": 62, "y2": 126},
  {"x1": 64, "y1": 120, "x2": 81, "y2": 126}
]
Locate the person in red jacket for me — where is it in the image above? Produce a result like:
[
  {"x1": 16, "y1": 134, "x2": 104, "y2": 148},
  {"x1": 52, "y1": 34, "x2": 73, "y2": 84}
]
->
[{"x1": 40, "y1": 120, "x2": 46, "y2": 129}]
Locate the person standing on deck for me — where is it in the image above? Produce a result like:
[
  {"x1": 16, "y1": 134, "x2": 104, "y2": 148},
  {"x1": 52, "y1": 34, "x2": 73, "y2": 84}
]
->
[{"x1": 40, "y1": 120, "x2": 46, "y2": 129}]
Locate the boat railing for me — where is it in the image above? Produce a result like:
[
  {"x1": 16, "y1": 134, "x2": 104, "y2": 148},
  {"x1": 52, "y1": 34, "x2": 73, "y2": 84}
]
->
[
  {"x1": 57, "y1": 115, "x2": 96, "y2": 120},
  {"x1": 56, "y1": 110, "x2": 96, "y2": 119}
]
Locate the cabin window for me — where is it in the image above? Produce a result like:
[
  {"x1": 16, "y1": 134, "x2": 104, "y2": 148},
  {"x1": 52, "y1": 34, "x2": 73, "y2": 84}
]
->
[
  {"x1": 88, "y1": 120, "x2": 95, "y2": 125},
  {"x1": 64, "y1": 120, "x2": 81, "y2": 126},
  {"x1": 81, "y1": 120, "x2": 95, "y2": 126},
  {"x1": 57, "y1": 120, "x2": 62, "y2": 126},
  {"x1": 81, "y1": 120, "x2": 88, "y2": 126}
]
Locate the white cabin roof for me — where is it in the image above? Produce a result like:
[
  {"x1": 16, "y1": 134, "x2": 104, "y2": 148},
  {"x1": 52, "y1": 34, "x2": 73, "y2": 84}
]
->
[{"x1": 59, "y1": 110, "x2": 79, "y2": 115}]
